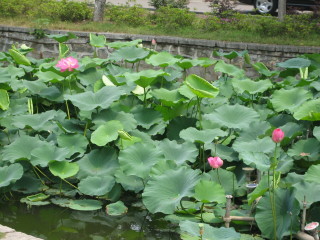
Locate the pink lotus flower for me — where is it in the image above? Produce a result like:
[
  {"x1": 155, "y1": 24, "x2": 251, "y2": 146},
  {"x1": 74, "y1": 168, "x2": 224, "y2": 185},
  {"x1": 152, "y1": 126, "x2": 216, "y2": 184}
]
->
[
  {"x1": 151, "y1": 39, "x2": 157, "y2": 45},
  {"x1": 305, "y1": 222, "x2": 319, "y2": 231},
  {"x1": 56, "y1": 57, "x2": 79, "y2": 72},
  {"x1": 208, "y1": 156, "x2": 223, "y2": 169},
  {"x1": 272, "y1": 128, "x2": 285, "y2": 143}
]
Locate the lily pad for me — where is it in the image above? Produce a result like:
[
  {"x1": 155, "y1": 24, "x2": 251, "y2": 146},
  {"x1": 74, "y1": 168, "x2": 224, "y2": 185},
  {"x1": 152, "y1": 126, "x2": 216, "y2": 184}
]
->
[
  {"x1": 142, "y1": 167, "x2": 200, "y2": 214},
  {"x1": 51, "y1": 198, "x2": 102, "y2": 211},
  {"x1": 49, "y1": 161, "x2": 79, "y2": 179},
  {"x1": 194, "y1": 180, "x2": 226, "y2": 204},
  {"x1": 0, "y1": 163, "x2": 24, "y2": 188},
  {"x1": 78, "y1": 176, "x2": 115, "y2": 196},
  {"x1": 91, "y1": 120, "x2": 123, "y2": 146},
  {"x1": 106, "y1": 201, "x2": 128, "y2": 216},
  {"x1": 185, "y1": 74, "x2": 219, "y2": 98}
]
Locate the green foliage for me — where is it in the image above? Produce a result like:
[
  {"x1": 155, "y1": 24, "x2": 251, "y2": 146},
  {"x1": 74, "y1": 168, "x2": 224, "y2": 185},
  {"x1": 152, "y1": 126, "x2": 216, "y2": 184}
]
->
[
  {"x1": 153, "y1": 6, "x2": 196, "y2": 30},
  {"x1": 1, "y1": 36, "x2": 320, "y2": 239},
  {"x1": 149, "y1": 0, "x2": 189, "y2": 9},
  {"x1": 0, "y1": 0, "x2": 92, "y2": 22},
  {"x1": 106, "y1": 4, "x2": 150, "y2": 27}
]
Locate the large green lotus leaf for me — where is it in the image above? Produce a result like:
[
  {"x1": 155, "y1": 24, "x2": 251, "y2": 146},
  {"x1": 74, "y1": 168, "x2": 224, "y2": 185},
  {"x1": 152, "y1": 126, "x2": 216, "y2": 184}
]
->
[
  {"x1": 185, "y1": 74, "x2": 219, "y2": 98},
  {"x1": 106, "y1": 201, "x2": 128, "y2": 216},
  {"x1": 305, "y1": 164, "x2": 320, "y2": 184},
  {"x1": 149, "y1": 160, "x2": 178, "y2": 177},
  {"x1": 30, "y1": 144, "x2": 70, "y2": 167},
  {"x1": 233, "y1": 137, "x2": 274, "y2": 154},
  {"x1": 237, "y1": 121, "x2": 270, "y2": 142},
  {"x1": 197, "y1": 57, "x2": 217, "y2": 67},
  {"x1": 110, "y1": 46, "x2": 149, "y2": 63},
  {"x1": 158, "y1": 139, "x2": 198, "y2": 164},
  {"x1": 123, "y1": 69, "x2": 167, "y2": 88},
  {"x1": 77, "y1": 67, "x2": 103, "y2": 86},
  {"x1": 293, "y1": 98, "x2": 320, "y2": 121},
  {"x1": 57, "y1": 133, "x2": 88, "y2": 156},
  {"x1": 240, "y1": 234, "x2": 264, "y2": 240},
  {"x1": 178, "y1": 84, "x2": 197, "y2": 99},
  {"x1": 204, "y1": 104, "x2": 259, "y2": 130},
  {"x1": 106, "y1": 39, "x2": 142, "y2": 49},
  {"x1": 239, "y1": 152, "x2": 270, "y2": 171},
  {"x1": 287, "y1": 138, "x2": 320, "y2": 161},
  {"x1": 151, "y1": 88, "x2": 185, "y2": 106},
  {"x1": 271, "y1": 88, "x2": 312, "y2": 113},
  {"x1": 142, "y1": 167, "x2": 200, "y2": 214},
  {"x1": 213, "y1": 144, "x2": 239, "y2": 162},
  {"x1": 91, "y1": 120, "x2": 123, "y2": 146},
  {"x1": 232, "y1": 78, "x2": 272, "y2": 95},
  {"x1": 119, "y1": 143, "x2": 164, "y2": 179},
  {"x1": 0, "y1": 89, "x2": 9, "y2": 110},
  {"x1": 176, "y1": 59, "x2": 202, "y2": 69},
  {"x1": 255, "y1": 188, "x2": 300, "y2": 240},
  {"x1": 89, "y1": 33, "x2": 106, "y2": 48},
  {"x1": 194, "y1": 180, "x2": 226, "y2": 204},
  {"x1": 12, "y1": 175, "x2": 43, "y2": 194},
  {"x1": 48, "y1": 160, "x2": 79, "y2": 179},
  {"x1": 65, "y1": 86, "x2": 126, "y2": 111},
  {"x1": 114, "y1": 169, "x2": 144, "y2": 193},
  {"x1": 35, "y1": 70, "x2": 65, "y2": 82},
  {"x1": 22, "y1": 79, "x2": 47, "y2": 94},
  {"x1": 146, "y1": 52, "x2": 179, "y2": 67},
  {"x1": 203, "y1": 169, "x2": 237, "y2": 195},
  {"x1": 47, "y1": 32, "x2": 77, "y2": 43},
  {"x1": 214, "y1": 60, "x2": 245, "y2": 77},
  {"x1": 293, "y1": 181, "x2": 320, "y2": 208},
  {"x1": 78, "y1": 176, "x2": 115, "y2": 196},
  {"x1": 314, "y1": 126, "x2": 320, "y2": 141},
  {"x1": 0, "y1": 163, "x2": 24, "y2": 188},
  {"x1": 180, "y1": 127, "x2": 227, "y2": 144},
  {"x1": 180, "y1": 221, "x2": 240, "y2": 240},
  {"x1": 77, "y1": 148, "x2": 118, "y2": 179},
  {"x1": 12, "y1": 110, "x2": 57, "y2": 131},
  {"x1": 92, "y1": 109, "x2": 137, "y2": 132},
  {"x1": 51, "y1": 198, "x2": 102, "y2": 211},
  {"x1": 132, "y1": 107, "x2": 162, "y2": 129},
  {"x1": 9, "y1": 49, "x2": 31, "y2": 66},
  {"x1": 145, "y1": 121, "x2": 167, "y2": 136},
  {"x1": 277, "y1": 57, "x2": 311, "y2": 69},
  {"x1": 2, "y1": 135, "x2": 47, "y2": 162}
]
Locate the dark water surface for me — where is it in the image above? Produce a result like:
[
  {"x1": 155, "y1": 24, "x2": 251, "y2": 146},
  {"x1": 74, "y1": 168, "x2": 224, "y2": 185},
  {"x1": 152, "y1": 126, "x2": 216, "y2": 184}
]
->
[{"x1": 0, "y1": 202, "x2": 179, "y2": 240}]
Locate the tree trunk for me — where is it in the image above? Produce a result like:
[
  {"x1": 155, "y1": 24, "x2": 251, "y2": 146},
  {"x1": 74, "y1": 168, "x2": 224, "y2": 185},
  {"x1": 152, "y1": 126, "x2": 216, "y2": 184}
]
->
[
  {"x1": 94, "y1": 0, "x2": 106, "y2": 22},
  {"x1": 278, "y1": 0, "x2": 286, "y2": 22}
]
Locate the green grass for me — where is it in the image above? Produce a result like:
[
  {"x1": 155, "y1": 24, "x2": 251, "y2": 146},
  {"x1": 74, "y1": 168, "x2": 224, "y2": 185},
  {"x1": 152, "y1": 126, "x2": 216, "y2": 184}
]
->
[{"x1": 1, "y1": 15, "x2": 320, "y2": 46}]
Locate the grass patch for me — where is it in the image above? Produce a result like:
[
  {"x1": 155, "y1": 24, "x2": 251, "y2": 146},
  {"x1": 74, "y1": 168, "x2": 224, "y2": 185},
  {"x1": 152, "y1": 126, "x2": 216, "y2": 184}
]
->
[{"x1": 0, "y1": 232, "x2": 6, "y2": 239}]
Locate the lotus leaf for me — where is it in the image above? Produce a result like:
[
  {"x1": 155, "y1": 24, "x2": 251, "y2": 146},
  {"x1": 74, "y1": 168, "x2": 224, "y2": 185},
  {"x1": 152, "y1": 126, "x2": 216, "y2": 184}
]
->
[
  {"x1": 49, "y1": 161, "x2": 79, "y2": 179},
  {"x1": 0, "y1": 163, "x2": 24, "y2": 188},
  {"x1": 79, "y1": 176, "x2": 115, "y2": 196},
  {"x1": 185, "y1": 74, "x2": 219, "y2": 98},
  {"x1": 106, "y1": 201, "x2": 128, "y2": 216}
]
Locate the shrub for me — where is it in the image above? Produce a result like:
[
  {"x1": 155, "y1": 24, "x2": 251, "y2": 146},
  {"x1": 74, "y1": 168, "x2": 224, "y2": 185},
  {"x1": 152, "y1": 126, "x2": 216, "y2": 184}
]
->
[
  {"x1": 209, "y1": 0, "x2": 236, "y2": 17},
  {"x1": 153, "y1": 6, "x2": 196, "y2": 30},
  {"x1": 105, "y1": 4, "x2": 150, "y2": 27},
  {"x1": 149, "y1": 0, "x2": 189, "y2": 9},
  {"x1": 0, "y1": 0, "x2": 92, "y2": 22},
  {"x1": 0, "y1": 0, "x2": 39, "y2": 17}
]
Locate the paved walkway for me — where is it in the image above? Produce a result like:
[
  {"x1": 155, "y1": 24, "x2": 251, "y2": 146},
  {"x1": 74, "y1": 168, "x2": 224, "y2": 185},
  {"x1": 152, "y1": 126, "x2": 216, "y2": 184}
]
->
[
  {"x1": 0, "y1": 225, "x2": 42, "y2": 240},
  {"x1": 84, "y1": 0, "x2": 254, "y2": 13}
]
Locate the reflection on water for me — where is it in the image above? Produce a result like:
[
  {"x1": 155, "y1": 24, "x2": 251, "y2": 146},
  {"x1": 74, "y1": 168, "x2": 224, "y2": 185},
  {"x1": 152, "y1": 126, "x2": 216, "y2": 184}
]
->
[{"x1": 0, "y1": 202, "x2": 179, "y2": 240}]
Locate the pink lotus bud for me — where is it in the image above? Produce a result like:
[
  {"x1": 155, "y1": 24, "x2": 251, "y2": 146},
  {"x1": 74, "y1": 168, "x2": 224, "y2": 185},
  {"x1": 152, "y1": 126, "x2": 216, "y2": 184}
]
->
[
  {"x1": 151, "y1": 39, "x2": 157, "y2": 45},
  {"x1": 272, "y1": 128, "x2": 285, "y2": 143},
  {"x1": 208, "y1": 156, "x2": 223, "y2": 169},
  {"x1": 56, "y1": 56, "x2": 79, "y2": 72}
]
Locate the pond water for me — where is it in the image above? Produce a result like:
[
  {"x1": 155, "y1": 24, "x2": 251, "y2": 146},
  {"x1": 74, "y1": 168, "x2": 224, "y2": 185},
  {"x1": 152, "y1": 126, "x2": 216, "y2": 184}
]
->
[{"x1": 0, "y1": 202, "x2": 179, "y2": 240}]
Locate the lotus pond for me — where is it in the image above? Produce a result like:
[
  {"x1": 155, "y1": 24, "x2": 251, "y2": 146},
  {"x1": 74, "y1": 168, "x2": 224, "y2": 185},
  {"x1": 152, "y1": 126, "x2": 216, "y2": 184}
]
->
[{"x1": 1, "y1": 33, "x2": 320, "y2": 240}]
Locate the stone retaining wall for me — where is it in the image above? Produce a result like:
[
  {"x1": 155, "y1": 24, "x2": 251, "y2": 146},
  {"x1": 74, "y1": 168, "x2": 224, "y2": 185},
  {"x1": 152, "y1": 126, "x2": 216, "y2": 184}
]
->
[
  {"x1": 1, "y1": 25, "x2": 320, "y2": 69},
  {"x1": 0, "y1": 224, "x2": 42, "y2": 240}
]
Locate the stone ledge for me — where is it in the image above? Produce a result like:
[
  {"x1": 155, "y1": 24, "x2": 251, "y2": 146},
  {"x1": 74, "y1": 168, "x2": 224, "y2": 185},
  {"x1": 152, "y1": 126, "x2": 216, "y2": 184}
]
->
[
  {"x1": 0, "y1": 225, "x2": 42, "y2": 240},
  {"x1": 1, "y1": 25, "x2": 320, "y2": 54}
]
